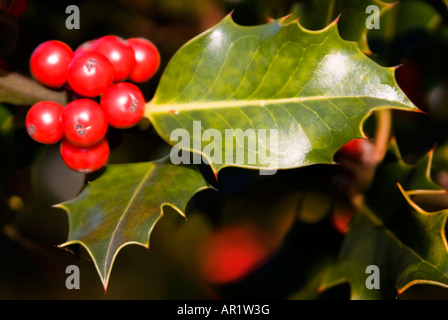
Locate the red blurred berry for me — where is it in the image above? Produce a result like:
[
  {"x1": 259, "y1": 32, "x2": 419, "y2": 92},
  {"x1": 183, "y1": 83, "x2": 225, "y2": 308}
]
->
[
  {"x1": 25, "y1": 101, "x2": 64, "y2": 144},
  {"x1": 30, "y1": 40, "x2": 73, "y2": 88},
  {"x1": 199, "y1": 224, "x2": 270, "y2": 284},
  {"x1": 62, "y1": 99, "x2": 108, "y2": 147},
  {"x1": 127, "y1": 37, "x2": 160, "y2": 83},
  {"x1": 60, "y1": 138, "x2": 109, "y2": 174},
  {"x1": 100, "y1": 82, "x2": 145, "y2": 128},
  {"x1": 335, "y1": 139, "x2": 366, "y2": 161},
  {"x1": 330, "y1": 205, "x2": 356, "y2": 234},
  {"x1": 91, "y1": 35, "x2": 136, "y2": 82},
  {"x1": 67, "y1": 51, "x2": 114, "y2": 97}
]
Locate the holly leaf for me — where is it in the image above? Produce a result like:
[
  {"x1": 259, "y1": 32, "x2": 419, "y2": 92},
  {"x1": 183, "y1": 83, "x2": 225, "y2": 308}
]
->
[
  {"x1": 320, "y1": 141, "x2": 448, "y2": 299},
  {"x1": 146, "y1": 15, "x2": 418, "y2": 174},
  {"x1": 56, "y1": 158, "x2": 212, "y2": 290}
]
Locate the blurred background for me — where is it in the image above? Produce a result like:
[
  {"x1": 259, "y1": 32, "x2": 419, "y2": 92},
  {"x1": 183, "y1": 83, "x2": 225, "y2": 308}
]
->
[{"x1": 1, "y1": 0, "x2": 448, "y2": 299}]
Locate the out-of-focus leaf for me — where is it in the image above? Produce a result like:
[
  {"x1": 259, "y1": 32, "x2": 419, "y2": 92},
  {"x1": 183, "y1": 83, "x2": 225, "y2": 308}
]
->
[
  {"x1": 297, "y1": 0, "x2": 392, "y2": 53},
  {"x1": 321, "y1": 141, "x2": 448, "y2": 299},
  {"x1": 0, "y1": 103, "x2": 13, "y2": 135},
  {"x1": 368, "y1": 0, "x2": 442, "y2": 64}
]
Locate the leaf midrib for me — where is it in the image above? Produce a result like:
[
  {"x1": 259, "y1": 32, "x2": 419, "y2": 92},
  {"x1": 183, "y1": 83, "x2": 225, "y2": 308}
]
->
[
  {"x1": 148, "y1": 95, "x2": 410, "y2": 114},
  {"x1": 103, "y1": 164, "x2": 156, "y2": 277}
]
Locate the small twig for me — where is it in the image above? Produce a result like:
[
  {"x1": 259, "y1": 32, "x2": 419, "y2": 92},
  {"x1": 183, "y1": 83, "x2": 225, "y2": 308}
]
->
[
  {"x1": 2, "y1": 224, "x2": 53, "y2": 260},
  {"x1": 372, "y1": 109, "x2": 392, "y2": 165},
  {"x1": 0, "y1": 69, "x2": 68, "y2": 106}
]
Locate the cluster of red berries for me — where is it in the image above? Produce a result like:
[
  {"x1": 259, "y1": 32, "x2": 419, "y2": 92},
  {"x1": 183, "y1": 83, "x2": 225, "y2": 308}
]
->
[{"x1": 25, "y1": 35, "x2": 160, "y2": 173}]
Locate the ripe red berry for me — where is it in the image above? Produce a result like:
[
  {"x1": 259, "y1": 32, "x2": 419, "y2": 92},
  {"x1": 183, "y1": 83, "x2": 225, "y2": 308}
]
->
[
  {"x1": 62, "y1": 99, "x2": 108, "y2": 147},
  {"x1": 199, "y1": 224, "x2": 270, "y2": 284},
  {"x1": 60, "y1": 138, "x2": 110, "y2": 174},
  {"x1": 67, "y1": 51, "x2": 114, "y2": 97},
  {"x1": 127, "y1": 38, "x2": 160, "y2": 83},
  {"x1": 90, "y1": 35, "x2": 136, "y2": 82},
  {"x1": 30, "y1": 40, "x2": 73, "y2": 88},
  {"x1": 25, "y1": 101, "x2": 64, "y2": 144},
  {"x1": 100, "y1": 82, "x2": 145, "y2": 128},
  {"x1": 335, "y1": 139, "x2": 366, "y2": 161},
  {"x1": 73, "y1": 39, "x2": 96, "y2": 57}
]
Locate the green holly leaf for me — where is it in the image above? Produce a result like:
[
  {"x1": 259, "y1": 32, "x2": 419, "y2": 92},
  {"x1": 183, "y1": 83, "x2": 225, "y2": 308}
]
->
[
  {"x1": 320, "y1": 141, "x2": 448, "y2": 299},
  {"x1": 56, "y1": 158, "x2": 211, "y2": 290},
  {"x1": 146, "y1": 15, "x2": 418, "y2": 174}
]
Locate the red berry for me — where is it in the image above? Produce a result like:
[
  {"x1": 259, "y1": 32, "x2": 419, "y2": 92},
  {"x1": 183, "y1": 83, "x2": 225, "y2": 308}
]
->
[
  {"x1": 335, "y1": 139, "x2": 365, "y2": 161},
  {"x1": 127, "y1": 38, "x2": 160, "y2": 82},
  {"x1": 25, "y1": 101, "x2": 63, "y2": 144},
  {"x1": 100, "y1": 82, "x2": 145, "y2": 128},
  {"x1": 60, "y1": 138, "x2": 109, "y2": 174},
  {"x1": 73, "y1": 39, "x2": 96, "y2": 57},
  {"x1": 198, "y1": 224, "x2": 270, "y2": 284},
  {"x1": 90, "y1": 35, "x2": 136, "y2": 82},
  {"x1": 67, "y1": 51, "x2": 114, "y2": 97},
  {"x1": 62, "y1": 99, "x2": 108, "y2": 147},
  {"x1": 30, "y1": 40, "x2": 73, "y2": 88}
]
